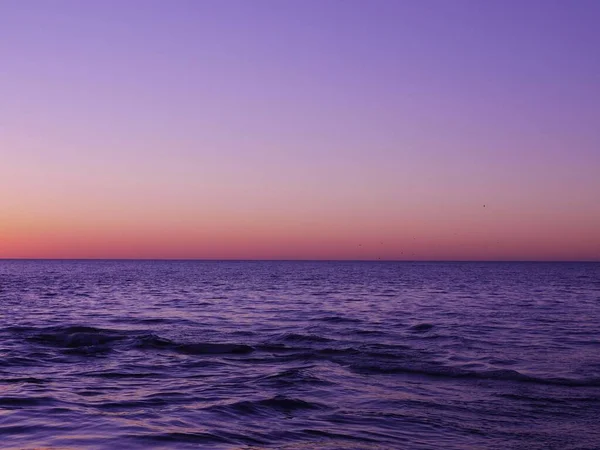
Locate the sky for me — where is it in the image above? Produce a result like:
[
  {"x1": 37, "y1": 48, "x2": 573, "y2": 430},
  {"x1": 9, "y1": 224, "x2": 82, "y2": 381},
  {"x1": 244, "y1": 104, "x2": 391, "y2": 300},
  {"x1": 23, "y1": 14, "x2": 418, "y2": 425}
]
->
[{"x1": 1, "y1": 0, "x2": 599, "y2": 260}]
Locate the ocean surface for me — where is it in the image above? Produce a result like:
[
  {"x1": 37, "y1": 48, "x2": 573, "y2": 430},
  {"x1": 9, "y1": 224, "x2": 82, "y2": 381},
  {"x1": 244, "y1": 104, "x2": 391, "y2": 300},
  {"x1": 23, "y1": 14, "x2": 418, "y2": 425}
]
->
[{"x1": 1, "y1": 260, "x2": 599, "y2": 449}]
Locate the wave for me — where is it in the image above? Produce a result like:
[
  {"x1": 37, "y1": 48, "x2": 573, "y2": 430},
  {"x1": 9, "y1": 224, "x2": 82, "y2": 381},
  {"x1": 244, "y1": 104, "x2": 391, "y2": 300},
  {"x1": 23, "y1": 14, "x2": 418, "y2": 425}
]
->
[
  {"x1": 255, "y1": 366, "x2": 333, "y2": 387},
  {"x1": 13, "y1": 325, "x2": 254, "y2": 357},
  {"x1": 136, "y1": 334, "x2": 254, "y2": 355},
  {"x1": 25, "y1": 325, "x2": 127, "y2": 348},
  {"x1": 8, "y1": 325, "x2": 600, "y2": 388},
  {"x1": 497, "y1": 392, "x2": 600, "y2": 403},
  {"x1": 255, "y1": 340, "x2": 600, "y2": 388},
  {"x1": 347, "y1": 361, "x2": 600, "y2": 387}
]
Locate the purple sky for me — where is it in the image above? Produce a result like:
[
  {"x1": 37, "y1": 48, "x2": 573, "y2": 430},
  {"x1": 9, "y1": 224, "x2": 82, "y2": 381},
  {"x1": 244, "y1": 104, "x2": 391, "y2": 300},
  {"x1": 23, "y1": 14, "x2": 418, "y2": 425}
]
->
[{"x1": 1, "y1": 0, "x2": 599, "y2": 260}]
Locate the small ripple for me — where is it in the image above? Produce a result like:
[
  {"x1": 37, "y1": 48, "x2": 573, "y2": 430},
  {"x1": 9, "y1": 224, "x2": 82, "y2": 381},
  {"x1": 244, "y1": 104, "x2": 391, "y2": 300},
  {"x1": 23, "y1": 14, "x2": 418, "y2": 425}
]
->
[
  {"x1": 210, "y1": 395, "x2": 329, "y2": 418},
  {"x1": 410, "y1": 323, "x2": 435, "y2": 332},
  {"x1": 84, "y1": 371, "x2": 162, "y2": 379},
  {"x1": 278, "y1": 333, "x2": 334, "y2": 344},
  {"x1": 0, "y1": 395, "x2": 57, "y2": 407},
  {"x1": 2, "y1": 377, "x2": 46, "y2": 384},
  {"x1": 130, "y1": 431, "x2": 232, "y2": 445},
  {"x1": 318, "y1": 316, "x2": 361, "y2": 324}
]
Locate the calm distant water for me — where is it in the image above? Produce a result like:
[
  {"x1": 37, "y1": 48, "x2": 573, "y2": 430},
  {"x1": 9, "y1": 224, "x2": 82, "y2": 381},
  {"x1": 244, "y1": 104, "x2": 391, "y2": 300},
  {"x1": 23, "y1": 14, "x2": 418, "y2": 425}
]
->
[{"x1": 1, "y1": 261, "x2": 599, "y2": 449}]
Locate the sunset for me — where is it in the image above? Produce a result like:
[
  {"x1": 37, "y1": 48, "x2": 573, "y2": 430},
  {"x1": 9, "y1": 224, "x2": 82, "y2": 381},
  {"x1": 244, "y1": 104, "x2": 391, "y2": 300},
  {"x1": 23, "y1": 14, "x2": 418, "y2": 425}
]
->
[
  {"x1": 2, "y1": 0, "x2": 599, "y2": 260},
  {"x1": 1, "y1": 1, "x2": 599, "y2": 449}
]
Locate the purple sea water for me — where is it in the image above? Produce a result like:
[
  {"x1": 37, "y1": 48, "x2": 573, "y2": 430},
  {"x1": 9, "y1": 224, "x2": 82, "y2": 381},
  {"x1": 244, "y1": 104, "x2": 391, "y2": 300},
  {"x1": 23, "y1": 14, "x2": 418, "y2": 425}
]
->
[{"x1": 1, "y1": 260, "x2": 599, "y2": 449}]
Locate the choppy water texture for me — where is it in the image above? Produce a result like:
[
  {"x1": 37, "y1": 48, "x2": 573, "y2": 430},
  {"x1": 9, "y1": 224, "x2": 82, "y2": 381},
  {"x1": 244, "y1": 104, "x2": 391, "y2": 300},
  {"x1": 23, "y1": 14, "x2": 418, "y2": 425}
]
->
[{"x1": 1, "y1": 261, "x2": 599, "y2": 449}]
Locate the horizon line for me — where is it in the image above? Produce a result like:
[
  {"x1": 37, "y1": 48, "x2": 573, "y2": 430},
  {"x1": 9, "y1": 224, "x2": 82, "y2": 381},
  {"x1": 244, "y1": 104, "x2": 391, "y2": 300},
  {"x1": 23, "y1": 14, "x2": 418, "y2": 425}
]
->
[{"x1": 0, "y1": 258, "x2": 598, "y2": 263}]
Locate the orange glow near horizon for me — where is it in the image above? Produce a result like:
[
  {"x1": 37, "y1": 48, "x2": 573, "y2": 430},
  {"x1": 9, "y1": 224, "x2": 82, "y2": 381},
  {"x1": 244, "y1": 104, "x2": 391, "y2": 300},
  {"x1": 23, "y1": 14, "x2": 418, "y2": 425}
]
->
[{"x1": 2, "y1": 203, "x2": 599, "y2": 260}]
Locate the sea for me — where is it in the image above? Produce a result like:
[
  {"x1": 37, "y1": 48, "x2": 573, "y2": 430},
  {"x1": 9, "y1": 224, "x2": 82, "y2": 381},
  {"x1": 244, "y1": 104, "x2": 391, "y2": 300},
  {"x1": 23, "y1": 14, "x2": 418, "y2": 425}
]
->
[{"x1": 0, "y1": 260, "x2": 599, "y2": 449}]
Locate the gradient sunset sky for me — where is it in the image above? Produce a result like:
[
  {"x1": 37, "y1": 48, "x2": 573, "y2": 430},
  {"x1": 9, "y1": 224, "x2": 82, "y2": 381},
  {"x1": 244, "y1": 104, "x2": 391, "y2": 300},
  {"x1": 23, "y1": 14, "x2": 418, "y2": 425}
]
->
[{"x1": 1, "y1": 0, "x2": 599, "y2": 260}]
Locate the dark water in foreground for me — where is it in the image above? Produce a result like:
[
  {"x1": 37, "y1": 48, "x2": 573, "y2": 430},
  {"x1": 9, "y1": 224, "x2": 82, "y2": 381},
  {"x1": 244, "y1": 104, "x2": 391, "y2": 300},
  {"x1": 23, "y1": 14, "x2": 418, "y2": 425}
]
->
[{"x1": 1, "y1": 261, "x2": 599, "y2": 449}]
